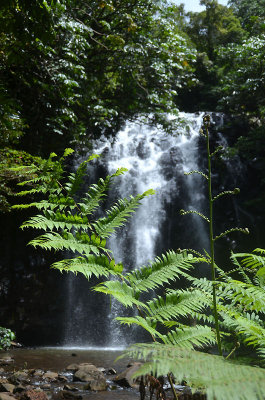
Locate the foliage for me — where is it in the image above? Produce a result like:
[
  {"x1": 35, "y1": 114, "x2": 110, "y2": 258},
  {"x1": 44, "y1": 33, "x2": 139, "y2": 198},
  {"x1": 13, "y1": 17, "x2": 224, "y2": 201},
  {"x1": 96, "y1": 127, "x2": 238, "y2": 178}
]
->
[
  {"x1": 14, "y1": 148, "x2": 155, "y2": 279},
  {"x1": 217, "y1": 35, "x2": 265, "y2": 118},
  {"x1": 0, "y1": 326, "x2": 15, "y2": 350},
  {"x1": 120, "y1": 344, "x2": 265, "y2": 400},
  {"x1": 0, "y1": 148, "x2": 46, "y2": 213},
  {"x1": 0, "y1": 0, "x2": 196, "y2": 156},
  {"x1": 186, "y1": 0, "x2": 245, "y2": 60},
  {"x1": 228, "y1": 0, "x2": 265, "y2": 35}
]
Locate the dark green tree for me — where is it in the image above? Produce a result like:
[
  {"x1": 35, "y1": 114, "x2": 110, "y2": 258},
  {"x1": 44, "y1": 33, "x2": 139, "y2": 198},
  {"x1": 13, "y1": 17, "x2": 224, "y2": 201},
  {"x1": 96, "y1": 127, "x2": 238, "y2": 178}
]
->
[
  {"x1": 228, "y1": 0, "x2": 265, "y2": 35},
  {"x1": 0, "y1": 0, "x2": 196, "y2": 157},
  {"x1": 186, "y1": 0, "x2": 245, "y2": 60}
]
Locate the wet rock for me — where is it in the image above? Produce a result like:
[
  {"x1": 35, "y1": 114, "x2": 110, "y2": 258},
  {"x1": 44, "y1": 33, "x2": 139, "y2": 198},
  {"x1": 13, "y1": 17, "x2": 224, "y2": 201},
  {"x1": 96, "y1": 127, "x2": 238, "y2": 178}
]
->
[
  {"x1": 42, "y1": 372, "x2": 58, "y2": 381},
  {"x1": 9, "y1": 371, "x2": 30, "y2": 385},
  {"x1": 17, "y1": 389, "x2": 48, "y2": 400},
  {"x1": 52, "y1": 391, "x2": 82, "y2": 400},
  {"x1": 65, "y1": 365, "x2": 79, "y2": 372},
  {"x1": 32, "y1": 370, "x2": 44, "y2": 378},
  {"x1": 62, "y1": 386, "x2": 78, "y2": 392},
  {"x1": 74, "y1": 364, "x2": 107, "y2": 391},
  {"x1": 106, "y1": 368, "x2": 116, "y2": 375},
  {"x1": 136, "y1": 140, "x2": 151, "y2": 159},
  {"x1": 0, "y1": 393, "x2": 15, "y2": 400},
  {"x1": 40, "y1": 385, "x2": 50, "y2": 390},
  {"x1": 82, "y1": 379, "x2": 107, "y2": 391},
  {"x1": 57, "y1": 375, "x2": 67, "y2": 383},
  {"x1": 0, "y1": 383, "x2": 15, "y2": 393},
  {"x1": 0, "y1": 369, "x2": 4, "y2": 374},
  {"x1": 13, "y1": 385, "x2": 26, "y2": 394},
  {"x1": 0, "y1": 357, "x2": 14, "y2": 366},
  {"x1": 113, "y1": 362, "x2": 142, "y2": 388}
]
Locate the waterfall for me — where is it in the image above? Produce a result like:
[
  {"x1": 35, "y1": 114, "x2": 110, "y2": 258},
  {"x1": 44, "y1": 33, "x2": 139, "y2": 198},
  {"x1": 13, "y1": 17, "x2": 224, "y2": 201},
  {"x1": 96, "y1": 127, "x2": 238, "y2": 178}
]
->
[{"x1": 63, "y1": 112, "x2": 210, "y2": 348}]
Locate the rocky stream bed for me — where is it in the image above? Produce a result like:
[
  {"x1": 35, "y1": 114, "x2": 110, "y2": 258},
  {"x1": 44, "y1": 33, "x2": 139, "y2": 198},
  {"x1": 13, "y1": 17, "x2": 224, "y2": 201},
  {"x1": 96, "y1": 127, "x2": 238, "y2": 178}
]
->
[{"x1": 0, "y1": 348, "x2": 203, "y2": 400}]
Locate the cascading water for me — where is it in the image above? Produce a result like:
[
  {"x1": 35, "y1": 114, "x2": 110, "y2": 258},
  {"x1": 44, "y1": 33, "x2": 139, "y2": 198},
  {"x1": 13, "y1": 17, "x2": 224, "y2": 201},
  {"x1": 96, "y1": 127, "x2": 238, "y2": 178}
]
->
[{"x1": 63, "y1": 112, "x2": 211, "y2": 348}]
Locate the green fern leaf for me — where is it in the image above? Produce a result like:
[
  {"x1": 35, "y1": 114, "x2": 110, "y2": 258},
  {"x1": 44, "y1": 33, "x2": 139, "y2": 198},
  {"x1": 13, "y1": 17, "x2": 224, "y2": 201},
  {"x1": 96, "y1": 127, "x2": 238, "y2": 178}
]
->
[
  {"x1": 93, "y1": 191, "x2": 154, "y2": 238},
  {"x1": 120, "y1": 344, "x2": 265, "y2": 400},
  {"x1": 28, "y1": 232, "x2": 104, "y2": 256},
  {"x1": 93, "y1": 280, "x2": 147, "y2": 308},
  {"x1": 146, "y1": 290, "x2": 210, "y2": 322},
  {"x1": 116, "y1": 316, "x2": 164, "y2": 339},
  {"x1": 127, "y1": 251, "x2": 198, "y2": 293},
  {"x1": 51, "y1": 255, "x2": 113, "y2": 279},
  {"x1": 163, "y1": 325, "x2": 216, "y2": 349}
]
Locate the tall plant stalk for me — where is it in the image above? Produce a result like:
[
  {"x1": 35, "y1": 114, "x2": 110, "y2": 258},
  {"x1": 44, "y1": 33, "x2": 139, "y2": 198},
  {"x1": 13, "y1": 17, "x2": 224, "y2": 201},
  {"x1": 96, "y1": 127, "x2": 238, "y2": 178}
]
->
[{"x1": 204, "y1": 115, "x2": 222, "y2": 356}]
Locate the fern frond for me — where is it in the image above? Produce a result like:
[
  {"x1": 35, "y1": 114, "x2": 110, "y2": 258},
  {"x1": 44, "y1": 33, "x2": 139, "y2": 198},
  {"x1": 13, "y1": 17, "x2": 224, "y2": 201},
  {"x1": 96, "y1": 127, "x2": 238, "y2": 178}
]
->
[
  {"x1": 21, "y1": 211, "x2": 91, "y2": 231},
  {"x1": 78, "y1": 168, "x2": 128, "y2": 216},
  {"x1": 93, "y1": 280, "x2": 147, "y2": 308},
  {"x1": 163, "y1": 325, "x2": 216, "y2": 349},
  {"x1": 93, "y1": 190, "x2": 155, "y2": 238},
  {"x1": 184, "y1": 170, "x2": 208, "y2": 180},
  {"x1": 116, "y1": 316, "x2": 164, "y2": 339},
  {"x1": 28, "y1": 232, "x2": 105, "y2": 256},
  {"x1": 120, "y1": 344, "x2": 265, "y2": 400},
  {"x1": 254, "y1": 248, "x2": 265, "y2": 255},
  {"x1": 219, "y1": 280, "x2": 265, "y2": 313},
  {"x1": 214, "y1": 227, "x2": 249, "y2": 241},
  {"x1": 180, "y1": 209, "x2": 210, "y2": 223},
  {"x1": 52, "y1": 255, "x2": 114, "y2": 279},
  {"x1": 64, "y1": 154, "x2": 100, "y2": 196},
  {"x1": 127, "y1": 251, "x2": 198, "y2": 293},
  {"x1": 219, "y1": 306, "x2": 265, "y2": 355},
  {"x1": 233, "y1": 252, "x2": 265, "y2": 271},
  {"x1": 146, "y1": 290, "x2": 210, "y2": 322},
  {"x1": 229, "y1": 254, "x2": 253, "y2": 284}
]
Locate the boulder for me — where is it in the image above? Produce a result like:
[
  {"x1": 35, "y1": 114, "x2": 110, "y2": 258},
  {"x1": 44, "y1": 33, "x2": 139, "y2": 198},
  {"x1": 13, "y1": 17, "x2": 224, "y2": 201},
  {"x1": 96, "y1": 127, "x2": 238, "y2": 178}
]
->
[
  {"x1": 42, "y1": 372, "x2": 58, "y2": 381},
  {"x1": 113, "y1": 362, "x2": 142, "y2": 388},
  {"x1": 74, "y1": 364, "x2": 107, "y2": 391},
  {"x1": 0, "y1": 384, "x2": 15, "y2": 393},
  {"x1": 9, "y1": 371, "x2": 30, "y2": 385},
  {"x1": 65, "y1": 364, "x2": 79, "y2": 372},
  {"x1": 0, "y1": 394, "x2": 15, "y2": 400},
  {"x1": 57, "y1": 375, "x2": 67, "y2": 383},
  {"x1": 13, "y1": 385, "x2": 26, "y2": 394},
  {"x1": 32, "y1": 370, "x2": 44, "y2": 378},
  {"x1": 17, "y1": 390, "x2": 48, "y2": 400}
]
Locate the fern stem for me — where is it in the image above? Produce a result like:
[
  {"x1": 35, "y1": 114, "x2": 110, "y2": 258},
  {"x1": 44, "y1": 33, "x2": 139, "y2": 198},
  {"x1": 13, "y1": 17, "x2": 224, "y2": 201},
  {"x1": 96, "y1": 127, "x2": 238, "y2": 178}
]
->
[
  {"x1": 136, "y1": 306, "x2": 177, "y2": 399},
  {"x1": 205, "y1": 116, "x2": 222, "y2": 357},
  {"x1": 168, "y1": 373, "x2": 178, "y2": 400},
  {"x1": 225, "y1": 342, "x2": 240, "y2": 360}
]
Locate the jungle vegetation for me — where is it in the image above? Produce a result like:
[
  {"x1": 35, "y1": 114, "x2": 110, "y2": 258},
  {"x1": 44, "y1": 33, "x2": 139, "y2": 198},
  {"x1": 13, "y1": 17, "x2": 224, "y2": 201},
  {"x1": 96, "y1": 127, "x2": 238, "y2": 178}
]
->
[{"x1": 0, "y1": 0, "x2": 265, "y2": 212}]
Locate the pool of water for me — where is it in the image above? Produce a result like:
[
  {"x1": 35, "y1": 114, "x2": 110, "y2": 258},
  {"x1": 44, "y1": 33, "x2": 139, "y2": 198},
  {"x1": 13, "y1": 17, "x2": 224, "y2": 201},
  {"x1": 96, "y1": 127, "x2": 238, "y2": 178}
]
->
[{"x1": 0, "y1": 347, "x2": 139, "y2": 400}]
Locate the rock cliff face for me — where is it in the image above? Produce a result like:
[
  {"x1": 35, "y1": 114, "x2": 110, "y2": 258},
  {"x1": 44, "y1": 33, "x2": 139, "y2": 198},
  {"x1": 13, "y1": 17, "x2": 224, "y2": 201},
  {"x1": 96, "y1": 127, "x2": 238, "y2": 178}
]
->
[{"x1": 0, "y1": 113, "x2": 261, "y2": 347}]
